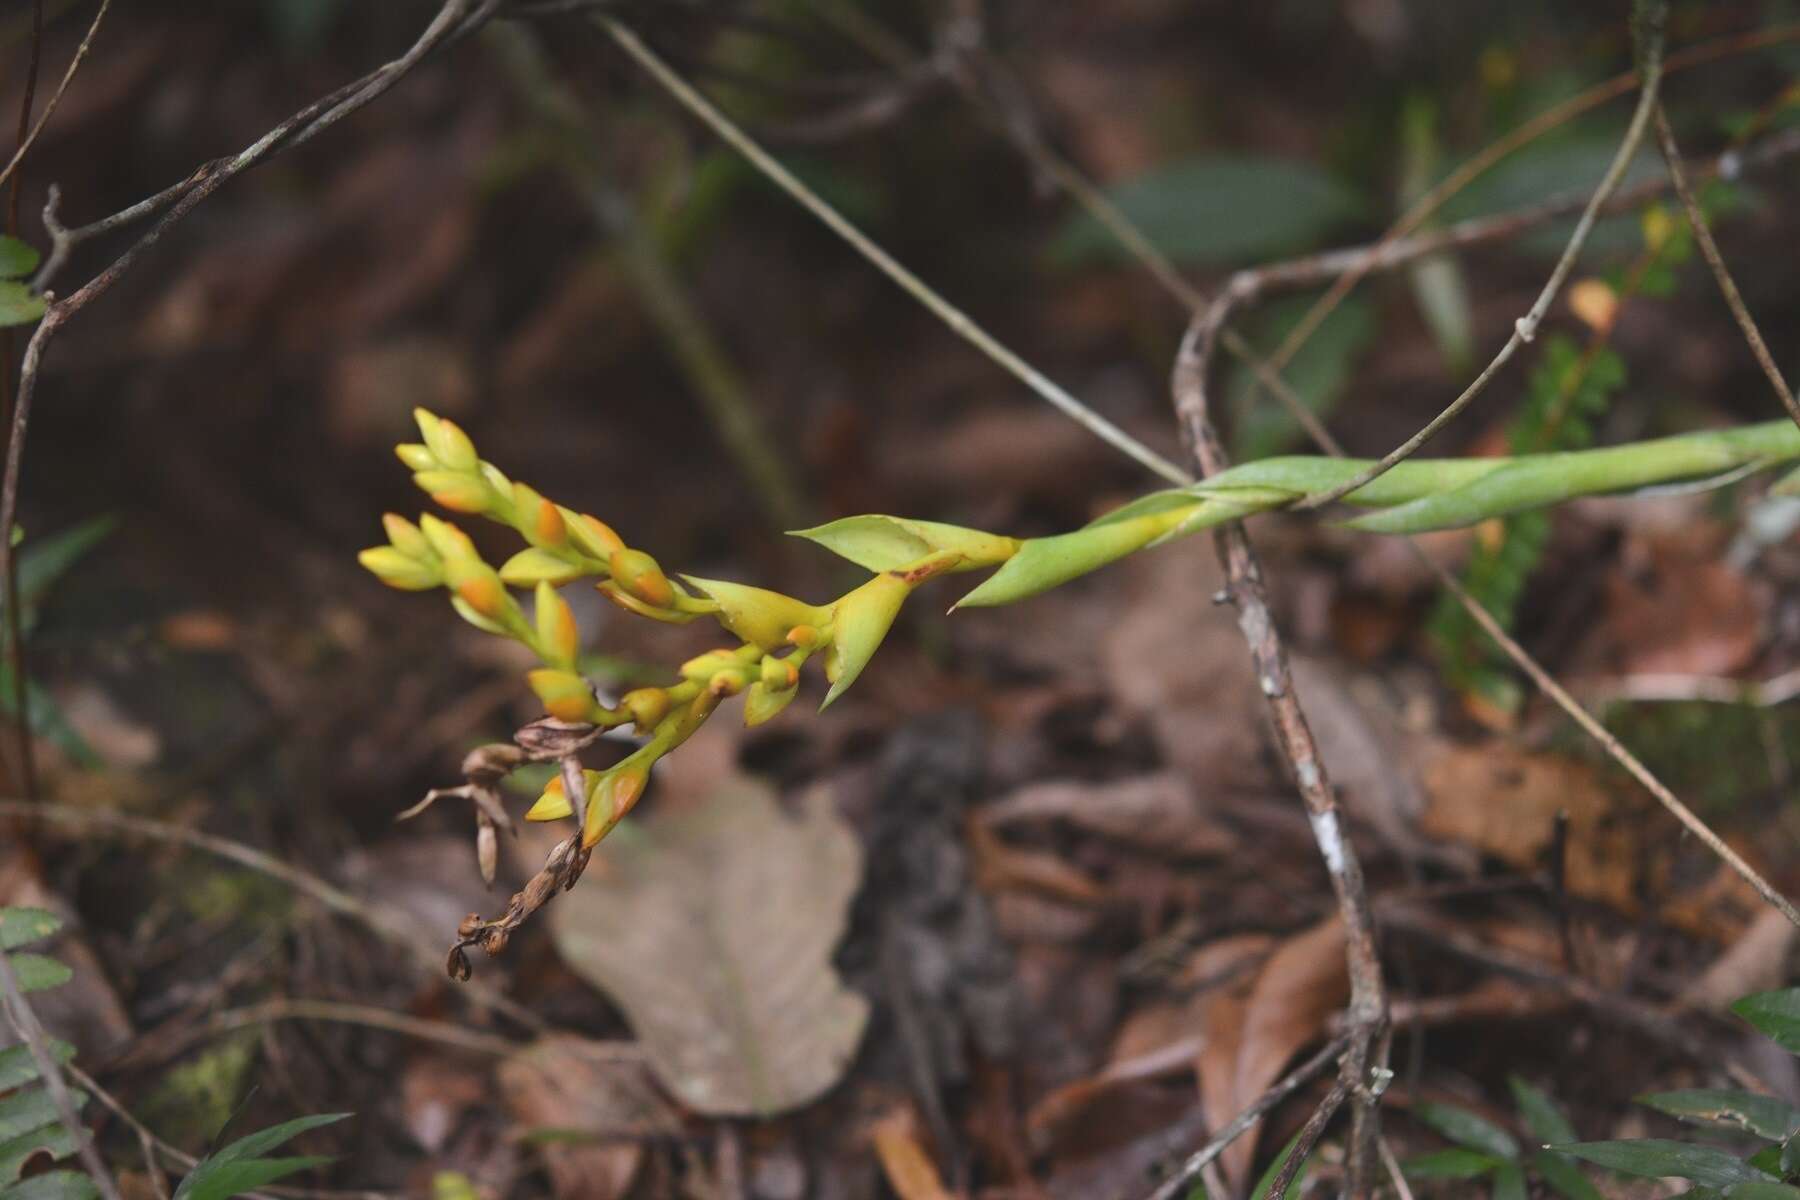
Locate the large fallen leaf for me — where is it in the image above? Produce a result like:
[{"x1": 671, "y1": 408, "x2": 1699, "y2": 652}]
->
[
  {"x1": 498, "y1": 1037, "x2": 678, "y2": 1200},
  {"x1": 549, "y1": 780, "x2": 868, "y2": 1116}
]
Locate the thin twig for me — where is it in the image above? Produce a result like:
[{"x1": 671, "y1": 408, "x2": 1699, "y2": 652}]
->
[
  {"x1": 0, "y1": 0, "x2": 111, "y2": 195},
  {"x1": 1263, "y1": 1078, "x2": 1352, "y2": 1200},
  {"x1": 594, "y1": 15, "x2": 1189, "y2": 485},
  {"x1": 1171, "y1": 287, "x2": 1388, "y2": 1197},
  {"x1": 0, "y1": 947, "x2": 123, "y2": 1200},
  {"x1": 1143, "y1": 1033, "x2": 1352, "y2": 1200},
  {"x1": 1292, "y1": 1, "x2": 1671, "y2": 511},
  {"x1": 1651, "y1": 104, "x2": 1800, "y2": 429},
  {"x1": 1378, "y1": 1136, "x2": 1416, "y2": 1200}
]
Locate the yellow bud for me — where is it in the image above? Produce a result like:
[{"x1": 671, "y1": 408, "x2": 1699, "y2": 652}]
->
[
  {"x1": 621, "y1": 687, "x2": 671, "y2": 731},
  {"x1": 527, "y1": 668, "x2": 600, "y2": 723},
  {"x1": 681, "y1": 577, "x2": 829, "y2": 651},
  {"x1": 499, "y1": 547, "x2": 586, "y2": 587},
  {"x1": 419, "y1": 513, "x2": 476, "y2": 562},
  {"x1": 584, "y1": 767, "x2": 649, "y2": 847},
  {"x1": 395, "y1": 443, "x2": 436, "y2": 471},
  {"x1": 786, "y1": 624, "x2": 819, "y2": 648},
  {"x1": 456, "y1": 575, "x2": 506, "y2": 620},
  {"x1": 414, "y1": 471, "x2": 490, "y2": 515},
  {"x1": 760, "y1": 656, "x2": 799, "y2": 692},
  {"x1": 382, "y1": 513, "x2": 432, "y2": 559},
  {"x1": 680, "y1": 648, "x2": 741, "y2": 682},
  {"x1": 596, "y1": 580, "x2": 698, "y2": 625},
  {"x1": 525, "y1": 769, "x2": 603, "y2": 821},
  {"x1": 565, "y1": 510, "x2": 626, "y2": 559},
  {"x1": 359, "y1": 546, "x2": 439, "y2": 591},
  {"x1": 609, "y1": 548, "x2": 674, "y2": 609},
  {"x1": 534, "y1": 581, "x2": 580, "y2": 668},
  {"x1": 708, "y1": 670, "x2": 746, "y2": 697},
  {"x1": 415, "y1": 407, "x2": 479, "y2": 471},
  {"x1": 511, "y1": 488, "x2": 567, "y2": 547}
]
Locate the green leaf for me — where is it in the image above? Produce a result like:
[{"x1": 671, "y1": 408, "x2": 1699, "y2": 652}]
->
[
  {"x1": 0, "y1": 1121, "x2": 78, "y2": 1182},
  {"x1": 1638, "y1": 1089, "x2": 1800, "y2": 1141},
  {"x1": 14, "y1": 517, "x2": 115, "y2": 636},
  {"x1": 1494, "y1": 1162, "x2": 1528, "y2": 1200},
  {"x1": 7, "y1": 954, "x2": 73, "y2": 993},
  {"x1": 0, "y1": 1088, "x2": 84, "y2": 1143},
  {"x1": 1555, "y1": 1140, "x2": 1776, "y2": 1189},
  {"x1": 1400, "y1": 1148, "x2": 1503, "y2": 1179},
  {"x1": 1728, "y1": 1185, "x2": 1800, "y2": 1200},
  {"x1": 1440, "y1": 130, "x2": 1663, "y2": 257},
  {"x1": 954, "y1": 509, "x2": 1196, "y2": 609},
  {"x1": 1414, "y1": 1100, "x2": 1521, "y2": 1160},
  {"x1": 1733, "y1": 990, "x2": 1800, "y2": 1053},
  {"x1": 0, "y1": 281, "x2": 45, "y2": 328},
  {"x1": 0, "y1": 908, "x2": 60, "y2": 951},
  {"x1": 1751, "y1": 1145, "x2": 1785, "y2": 1176},
  {"x1": 0, "y1": 237, "x2": 38, "y2": 280},
  {"x1": 1511, "y1": 1076, "x2": 1580, "y2": 1146},
  {"x1": 0, "y1": 1041, "x2": 73, "y2": 1091},
  {"x1": 1532, "y1": 1149, "x2": 1603, "y2": 1200},
  {"x1": 1049, "y1": 156, "x2": 1363, "y2": 269},
  {"x1": 2, "y1": 1169, "x2": 101, "y2": 1200},
  {"x1": 787, "y1": 516, "x2": 1015, "y2": 575},
  {"x1": 173, "y1": 1112, "x2": 350, "y2": 1200}
]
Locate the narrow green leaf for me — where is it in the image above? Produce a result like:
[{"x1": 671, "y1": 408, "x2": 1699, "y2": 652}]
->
[
  {"x1": 7, "y1": 954, "x2": 73, "y2": 993},
  {"x1": 1734, "y1": 990, "x2": 1800, "y2": 1053},
  {"x1": 175, "y1": 1155, "x2": 335, "y2": 1200},
  {"x1": 195, "y1": 1112, "x2": 351, "y2": 1169},
  {"x1": 1511, "y1": 1076, "x2": 1580, "y2": 1146},
  {"x1": 0, "y1": 281, "x2": 45, "y2": 328},
  {"x1": 1400, "y1": 1148, "x2": 1503, "y2": 1179},
  {"x1": 0, "y1": 908, "x2": 61, "y2": 951},
  {"x1": 1532, "y1": 1149, "x2": 1603, "y2": 1200},
  {"x1": 954, "y1": 511, "x2": 1187, "y2": 609},
  {"x1": 1414, "y1": 1100, "x2": 1521, "y2": 1160},
  {"x1": 1494, "y1": 1162, "x2": 1528, "y2": 1200},
  {"x1": 14, "y1": 517, "x2": 115, "y2": 636},
  {"x1": 1638, "y1": 1089, "x2": 1800, "y2": 1141},
  {"x1": 3, "y1": 1169, "x2": 101, "y2": 1200},
  {"x1": 1728, "y1": 1184, "x2": 1800, "y2": 1199},
  {"x1": 1554, "y1": 1140, "x2": 1775, "y2": 1188},
  {"x1": 0, "y1": 1120, "x2": 78, "y2": 1182},
  {"x1": 0, "y1": 1041, "x2": 73, "y2": 1091}
]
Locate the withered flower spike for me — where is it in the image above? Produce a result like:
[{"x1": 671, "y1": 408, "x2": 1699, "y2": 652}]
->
[
  {"x1": 446, "y1": 945, "x2": 473, "y2": 982},
  {"x1": 515, "y1": 717, "x2": 605, "y2": 759},
  {"x1": 457, "y1": 913, "x2": 483, "y2": 939},
  {"x1": 461, "y1": 742, "x2": 529, "y2": 784},
  {"x1": 395, "y1": 784, "x2": 470, "y2": 823},
  {"x1": 477, "y1": 819, "x2": 499, "y2": 887}
]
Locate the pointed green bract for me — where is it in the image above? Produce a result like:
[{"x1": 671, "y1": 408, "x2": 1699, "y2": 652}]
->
[
  {"x1": 821, "y1": 572, "x2": 910, "y2": 708},
  {"x1": 682, "y1": 577, "x2": 828, "y2": 651},
  {"x1": 789, "y1": 515, "x2": 1017, "y2": 574},
  {"x1": 955, "y1": 509, "x2": 1189, "y2": 608}
]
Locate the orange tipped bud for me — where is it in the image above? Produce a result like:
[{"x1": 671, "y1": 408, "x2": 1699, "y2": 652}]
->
[
  {"x1": 534, "y1": 582, "x2": 580, "y2": 668},
  {"x1": 382, "y1": 513, "x2": 432, "y2": 559},
  {"x1": 414, "y1": 471, "x2": 491, "y2": 514},
  {"x1": 613, "y1": 767, "x2": 647, "y2": 815},
  {"x1": 418, "y1": 514, "x2": 476, "y2": 562},
  {"x1": 395, "y1": 443, "x2": 436, "y2": 471},
  {"x1": 680, "y1": 648, "x2": 741, "y2": 682},
  {"x1": 786, "y1": 624, "x2": 819, "y2": 648},
  {"x1": 621, "y1": 687, "x2": 671, "y2": 731},
  {"x1": 708, "y1": 670, "x2": 746, "y2": 698},
  {"x1": 565, "y1": 511, "x2": 626, "y2": 560},
  {"x1": 456, "y1": 575, "x2": 506, "y2": 620},
  {"x1": 528, "y1": 668, "x2": 601, "y2": 723},
  {"x1": 534, "y1": 498, "x2": 567, "y2": 546},
  {"x1": 609, "y1": 548, "x2": 673, "y2": 609},
  {"x1": 416, "y1": 407, "x2": 479, "y2": 471},
  {"x1": 760, "y1": 656, "x2": 799, "y2": 692}
]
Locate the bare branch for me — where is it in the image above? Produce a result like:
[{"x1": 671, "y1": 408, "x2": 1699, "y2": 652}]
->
[{"x1": 0, "y1": 0, "x2": 113, "y2": 196}]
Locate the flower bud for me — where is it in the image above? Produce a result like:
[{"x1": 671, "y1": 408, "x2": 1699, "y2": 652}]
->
[
  {"x1": 708, "y1": 669, "x2": 746, "y2": 698},
  {"x1": 419, "y1": 513, "x2": 477, "y2": 562},
  {"x1": 609, "y1": 548, "x2": 673, "y2": 609},
  {"x1": 396, "y1": 443, "x2": 437, "y2": 471},
  {"x1": 527, "y1": 668, "x2": 601, "y2": 723},
  {"x1": 512, "y1": 486, "x2": 566, "y2": 547},
  {"x1": 455, "y1": 574, "x2": 507, "y2": 621},
  {"x1": 382, "y1": 513, "x2": 432, "y2": 559},
  {"x1": 500, "y1": 547, "x2": 586, "y2": 587},
  {"x1": 621, "y1": 687, "x2": 671, "y2": 731},
  {"x1": 359, "y1": 546, "x2": 440, "y2": 590},
  {"x1": 415, "y1": 407, "x2": 479, "y2": 471},
  {"x1": 414, "y1": 471, "x2": 490, "y2": 515},
  {"x1": 584, "y1": 767, "x2": 648, "y2": 848},
  {"x1": 786, "y1": 624, "x2": 819, "y2": 648},
  {"x1": 680, "y1": 648, "x2": 741, "y2": 682},
  {"x1": 534, "y1": 581, "x2": 580, "y2": 668},
  {"x1": 566, "y1": 510, "x2": 626, "y2": 559},
  {"x1": 525, "y1": 767, "x2": 602, "y2": 821},
  {"x1": 760, "y1": 656, "x2": 799, "y2": 692}
]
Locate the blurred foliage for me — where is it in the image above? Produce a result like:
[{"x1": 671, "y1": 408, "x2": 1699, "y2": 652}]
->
[{"x1": 0, "y1": 907, "x2": 90, "y2": 1200}]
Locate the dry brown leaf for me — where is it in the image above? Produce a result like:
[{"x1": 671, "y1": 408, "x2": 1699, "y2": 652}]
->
[
  {"x1": 549, "y1": 780, "x2": 868, "y2": 1116},
  {"x1": 982, "y1": 772, "x2": 1236, "y2": 858},
  {"x1": 498, "y1": 1036, "x2": 679, "y2": 1200},
  {"x1": 1209, "y1": 920, "x2": 1347, "y2": 1190},
  {"x1": 969, "y1": 820, "x2": 1109, "y2": 905},
  {"x1": 1604, "y1": 541, "x2": 1766, "y2": 677}
]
